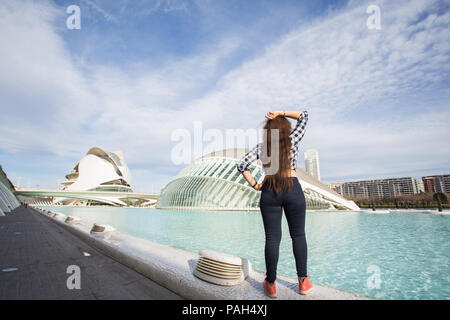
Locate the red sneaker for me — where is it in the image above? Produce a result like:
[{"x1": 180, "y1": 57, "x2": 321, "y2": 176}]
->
[
  {"x1": 299, "y1": 275, "x2": 313, "y2": 295},
  {"x1": 263, "y1": 278, "x2": 277, "y2": 298}
]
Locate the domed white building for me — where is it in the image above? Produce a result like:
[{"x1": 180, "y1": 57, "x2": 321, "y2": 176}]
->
[
  {"x1": 55, "y1": 147, "x2": 136, "y2": 206},
  {"x1": 62, "y1": 147, "x2": 134, "y2": 193},
  {"x1": 157, "y1": 149, "x2": 359, "y2": 211}
]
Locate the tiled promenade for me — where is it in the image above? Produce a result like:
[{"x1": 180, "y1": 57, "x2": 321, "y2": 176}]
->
[{"x1": 0, "y1": 205, "x2": 182, "y2": 300}]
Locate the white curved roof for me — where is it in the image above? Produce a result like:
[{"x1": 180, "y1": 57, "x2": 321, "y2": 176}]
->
[{"x1": 65, "y1": 147, "x2": 134, "y2": 192}]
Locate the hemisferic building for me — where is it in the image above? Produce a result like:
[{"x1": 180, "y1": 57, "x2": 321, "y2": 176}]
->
[{"x1": 157, "y1": 149, "x2": 359, "y2": 211}]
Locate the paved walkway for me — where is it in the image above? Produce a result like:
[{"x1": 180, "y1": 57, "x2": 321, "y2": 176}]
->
[{"x1": 0, "y1": 205, "x2": 182, "y2": 300}]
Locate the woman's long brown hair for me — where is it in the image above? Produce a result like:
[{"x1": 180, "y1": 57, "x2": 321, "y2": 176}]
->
[{"x1": 261, "y1": 116, "x2": 293, "y2": 194}]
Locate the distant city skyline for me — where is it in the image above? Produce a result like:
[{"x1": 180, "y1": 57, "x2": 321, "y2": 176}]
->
[
  {"x1": 329, "y1": 173, "x2": 450, "y2": 184},
  {"x1": 331, "y1": 174, "x2": 450, "y2": 198},
  {"x1": 0, "y1": 0, "x2": 449, "y2": 192}
]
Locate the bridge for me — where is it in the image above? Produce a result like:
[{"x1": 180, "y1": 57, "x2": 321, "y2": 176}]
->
[{"x1": 15, "y1": 189, "x2": 160, "y2": 207}]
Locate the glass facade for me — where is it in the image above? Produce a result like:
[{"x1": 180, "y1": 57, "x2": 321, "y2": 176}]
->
[
  {"x1": 158, "y1": 156, "x2": 264, "y2": 210},
  {"x1": 157, "y1": 152, "x2": 354, "y2": 211}
]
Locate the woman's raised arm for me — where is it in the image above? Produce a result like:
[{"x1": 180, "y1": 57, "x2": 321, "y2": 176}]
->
[{"x1": 265, "y1": 110, "x2": 304, "y2": 120}]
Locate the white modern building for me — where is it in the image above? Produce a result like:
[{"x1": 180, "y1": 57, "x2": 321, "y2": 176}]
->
[
  {"x1": 56, "y1": 147, "x2": 136, "y2": 206},
  {"x1": 62, "y1": 147, "x2": 134, "y2": 193},
  {"x1": 304, "y1": 149, "x2": 321, "y2": 181},
  {"x1": 15, "y1": 148, "x2": 158, "y2": 207},
  {"x1": 157, "y1": 149, "x2": 359, "y2": 211}
]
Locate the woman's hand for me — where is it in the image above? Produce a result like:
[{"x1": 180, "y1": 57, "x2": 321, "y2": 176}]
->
[
  {"x1": 253, "y1": 183, "x2": 263, "y2": 191},
  {"x1": 265, "y1": 111, "x2": 284, "y2": 120}
]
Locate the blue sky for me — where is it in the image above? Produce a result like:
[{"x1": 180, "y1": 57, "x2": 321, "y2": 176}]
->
[{"x1": 0, "y1": 0, "x2": 449, "y2": 192}]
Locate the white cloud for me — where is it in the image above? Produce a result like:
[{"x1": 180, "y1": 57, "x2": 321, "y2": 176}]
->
[
  {"x1": 0, "y1": 0, "x2": 98, "y2": 156},
  {"x1": 82, "y1": 0, "x2": 118, "y2": 22}
]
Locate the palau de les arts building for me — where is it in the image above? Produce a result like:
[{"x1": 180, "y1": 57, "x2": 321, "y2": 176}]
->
[
  {"x1": 157, "y1": 149, "x2": 359, "y2": 211},
  {"x1": 58, "y1": 147, "x2": 135, "y2": 206}
]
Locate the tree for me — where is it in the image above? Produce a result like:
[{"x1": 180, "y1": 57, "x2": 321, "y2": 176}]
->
[
  {"x1": 433, "y1": 193, "x2": 447, "y2": 212},
  {"x1": 433, "y1": 192, "x2": 448, "y2": 204},
  {"x1": 438, "y1": 201, "x2": 443, "y2": 212}
]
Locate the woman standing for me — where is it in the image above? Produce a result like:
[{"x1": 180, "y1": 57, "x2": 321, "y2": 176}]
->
[{"x1": 236, "y1": 110, "x2": 312, "y2": 298}]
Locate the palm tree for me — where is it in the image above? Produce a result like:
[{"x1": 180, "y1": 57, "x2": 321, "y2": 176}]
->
[{"x1": 433, "y1": 192, "x2": 447, "y2": 212}]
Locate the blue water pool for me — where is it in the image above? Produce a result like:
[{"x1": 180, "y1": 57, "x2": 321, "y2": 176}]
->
[{"x1": 39, "y1": 206, "x2": 450, "y2": 300}]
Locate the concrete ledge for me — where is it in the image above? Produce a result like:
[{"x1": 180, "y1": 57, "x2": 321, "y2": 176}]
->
[{"x1": 31, "y1": 206, "x2": 369, "y2": 300}]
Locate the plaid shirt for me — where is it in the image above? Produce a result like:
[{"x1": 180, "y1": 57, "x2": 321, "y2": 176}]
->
[{"x1": 236, "y1": 111, "x2": 309, "y2": 173}]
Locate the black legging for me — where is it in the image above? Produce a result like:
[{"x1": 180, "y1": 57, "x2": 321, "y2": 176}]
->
[{"x1": 259, "y1": 177, "x2": 307, "y2": 284}]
